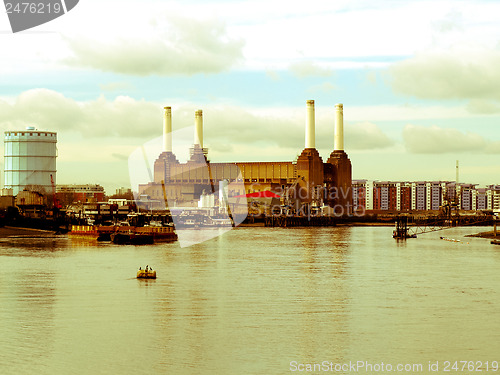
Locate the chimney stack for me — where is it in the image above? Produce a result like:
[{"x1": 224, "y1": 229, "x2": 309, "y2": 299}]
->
[
  {"x1": 334, "y1": 103, "x2": 344, "y2": 151},
  {"x1": 163, "y1": 106, "x2": 172, "y2": 153},
  {"x1": 194, "y1": 109, "x2": 203, "y2": 148},
  {"x1": 305, "y1": 100, "x2": 315, "y2": 149}
]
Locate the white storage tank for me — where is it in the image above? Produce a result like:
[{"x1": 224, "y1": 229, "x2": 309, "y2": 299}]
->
[{"x1": 4, "y1": 127, "x2": 57, "y2": 195}]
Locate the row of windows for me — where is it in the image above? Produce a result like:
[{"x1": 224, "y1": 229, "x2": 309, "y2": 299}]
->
[{"x1": 5, "y1": 132, "x2": 55, "y2": 137}]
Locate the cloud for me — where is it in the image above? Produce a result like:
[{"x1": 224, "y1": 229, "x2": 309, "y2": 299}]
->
[
  {"x1": 198, "y1": 107, "x2": 394, "y2": 154},
  {"x1": 345, "y1": 122, "x2": 395, "y2": 150},
  {"x1": 466, "y1": 99, "x2": 500, "y2": 114},
  {"x1": 289, "y1": 61, "x2": 333, "y2": 78},
  {"x1": 99, "y1": 82, "x2": 135, "y2": 92},
  {"x1": 265, "y1": 70, "x2": 281, "y2": 81},
  {"x1": 402, "y1": 124, "x2": 496, "y2": 154},
  {"x1": 484, "y1": 141, "x2": 500, "y2": 154},
  {"x1": 0, "y1": 89, "x2": 160, "y2": 138},
  {"x1": 390, "y1": 48, "x2": 500, "y2": 110},
  {"x1": 431, "y1": 9, "x2": 463, "y2": 33},
  {"x1": 306, "y1": 82, "x2": 336, "y2": 94},
  {"x1": 63, "y1": 16, "x2": 244, "y2": 76},
  {"x1": 0, "y1": 89, "x2": 396, "y2": 166}
]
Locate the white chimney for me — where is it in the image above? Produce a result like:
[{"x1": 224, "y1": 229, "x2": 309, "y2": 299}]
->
[
  {"x1": 334, "y1": 103, "x2": 344, "y2": 151},
  {"x1": 305, "y1": 100, "x2": 315, "y2": 148},
  {"x1": 163, "y1": 106, "x2": 172, "y2": 153},
  {"x1": 194, "y1": 109, "x2": 203, "y2": 148}
]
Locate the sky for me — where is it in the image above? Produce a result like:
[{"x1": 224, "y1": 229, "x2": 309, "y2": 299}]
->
[{"x1": 1, "y1": 0, "x2": 500, "y2": 194}]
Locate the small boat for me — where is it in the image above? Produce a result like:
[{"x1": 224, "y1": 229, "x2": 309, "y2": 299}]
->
[
  {"x1": 137, "y1": 268, "x2": 156, "y2": 279},
  {"x1": 440, "y1": 236, "x2": 460, "y2": 242},
  {"x1": 491, "y1": 240, "x2": 500, "y2": 245}
]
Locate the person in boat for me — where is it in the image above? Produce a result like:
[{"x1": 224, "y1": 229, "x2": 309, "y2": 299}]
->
[
  {"x1": 139, "y1": 267, "x2": 142, "y2": 270},
  {"x1": 146, "y1": 265, "x2": 149, "y2": 271}
]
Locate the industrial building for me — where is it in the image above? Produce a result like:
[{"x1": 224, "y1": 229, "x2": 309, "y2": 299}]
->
[
  {"x1": 139, "y1": 100, "x2": 353, "y2": 215},
  {"x1": 56, "y1": 184, "x2": 105, "y2": 204},
  {"x1": 3, "y1": 128, "x2": 57, "y2": 195}
]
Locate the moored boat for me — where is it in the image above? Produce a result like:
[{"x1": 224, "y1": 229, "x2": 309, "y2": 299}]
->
[
  {"x1": 135, "y1": 225, "x2": 177, "y2": 241},
  {"x1": 69, "y1": 225, "x2": 115, "y2": 240},
  {"x1": 111, "y1": 231, "x2": 154, "y2": 245},
  {"x1": 69, "y1": 223, "x2": 177, "y2": 243}
]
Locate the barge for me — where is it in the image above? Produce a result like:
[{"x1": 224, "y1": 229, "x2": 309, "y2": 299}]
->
[{"x1": 69, "y1": 224, "x2": 177, "y2": 243}]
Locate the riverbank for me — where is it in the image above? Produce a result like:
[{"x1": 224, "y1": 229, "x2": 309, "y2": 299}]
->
[
  {"x1": 0, "y1": 226, "x2": 60, "y2": 238},
  {"x1": 466, "y1": 230, "x2": 499, "y2": 239},
  {"x1": 238, "y1": 221, "x2": 394, "y2": 227}
]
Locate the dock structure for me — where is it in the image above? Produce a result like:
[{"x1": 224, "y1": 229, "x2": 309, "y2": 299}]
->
[
  {"x1": 264, "y1": 215, "x2": 336, "y2": 227},
  {"x1": 393, "y1": 215, "x2": 411, "y2": 238}
]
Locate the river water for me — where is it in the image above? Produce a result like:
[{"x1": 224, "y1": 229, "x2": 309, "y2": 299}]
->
[{"x1": 1, "y1": 226, "x2": 499, "y2": 374}]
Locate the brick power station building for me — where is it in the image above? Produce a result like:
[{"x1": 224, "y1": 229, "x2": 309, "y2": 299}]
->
[{"x1": 139, "y1": 101, "x2": 352, "y2": 214}]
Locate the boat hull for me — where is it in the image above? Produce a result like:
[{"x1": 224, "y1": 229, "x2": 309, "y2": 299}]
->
[
  {"x1": 137, "y1": 270, "x2": 156, "y2": 279},
  {"x1": 111, "y1": 232, "x2": 154, "y2": 245}
]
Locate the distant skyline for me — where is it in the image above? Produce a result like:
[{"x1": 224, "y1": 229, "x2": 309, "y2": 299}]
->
[{"x1": 1, "y1": 0, "x2": 500, "y2": 193}]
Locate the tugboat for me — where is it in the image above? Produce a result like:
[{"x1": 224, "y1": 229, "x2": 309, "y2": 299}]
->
[{"x1": 137, "y1": 266, "x2": 156, "y2": 279}]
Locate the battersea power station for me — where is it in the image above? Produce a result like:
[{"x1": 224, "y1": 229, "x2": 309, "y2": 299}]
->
[{"x1": 138, "y1": 100, "x2": 352, "y2": 215}]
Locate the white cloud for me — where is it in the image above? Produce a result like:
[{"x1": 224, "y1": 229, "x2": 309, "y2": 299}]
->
[
  {"x1": 390, "y1": 47, "x2": 500, "y2": 112},
  {"x1": 466, "y1": 99, "x2": 500, "y2": 115},
  {"x1": 99, "y1": 82, "x2": 135, "y2": 92},
  {"x1": 345, "y1": 122, "x2": 395, "y2": 150},
  {"x1": 0, "y1": 90, "x2": 395, "y2": 154},
  {"x1": 431, "y1": 9, "x2": 463, "y2": 33},
  {"x1": 63, "y1": 15, "x2": 244, "y2": 76},
  {"x1": 289, "y1": 61, "x2": 333, "y2": 78},
  {"x1": 402, "y1": 124, "x2": 496, "y2": 154},
  {"x1": 0, "y1": 89, "x2": 161, "y2": 138}
]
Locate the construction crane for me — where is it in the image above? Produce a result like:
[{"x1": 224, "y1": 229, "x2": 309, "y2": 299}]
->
[{"x1": 280, "y1": 176, "x2": 306, "y2": 215}]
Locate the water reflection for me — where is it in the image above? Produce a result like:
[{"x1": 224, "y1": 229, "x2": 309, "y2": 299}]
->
[
  {"x1": 0, "y1": 270, "x2": 56, "y2": 373},
  {"x1": 0, "y1": 237, "x2": 67, "y2": 257},
  {"x1": 1, "y1": 227, "x2": 500, "y2": 374},
  {"x1": 295, "y1": 228, "x2": 350, "y2": 368}
]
